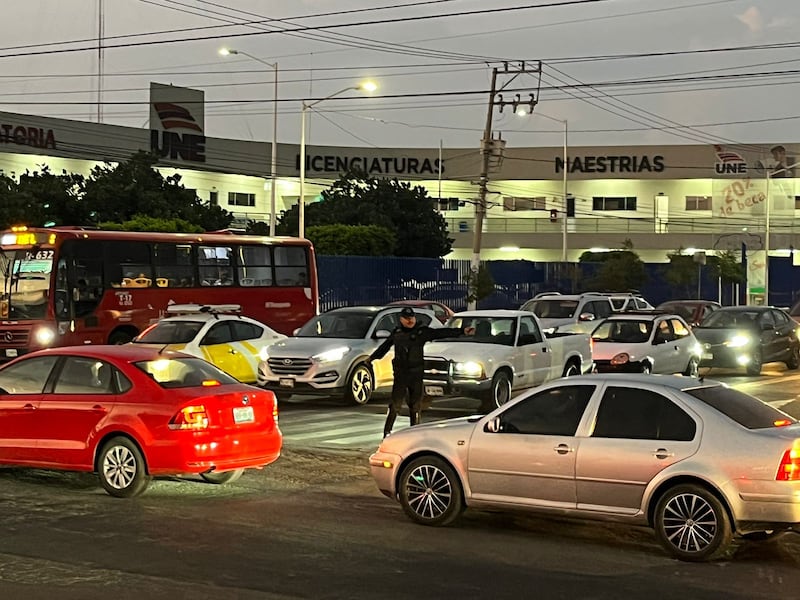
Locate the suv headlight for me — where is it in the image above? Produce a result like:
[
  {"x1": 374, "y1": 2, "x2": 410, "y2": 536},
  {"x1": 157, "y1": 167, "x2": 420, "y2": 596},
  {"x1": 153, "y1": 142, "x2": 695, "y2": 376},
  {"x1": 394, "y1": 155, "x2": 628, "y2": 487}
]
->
[
  {"x1": 259, "y1": 346, "x2": 270, "y2": 362},
  {"x1": 313, "y1": 346, "x2": 350, "y2": 363}
]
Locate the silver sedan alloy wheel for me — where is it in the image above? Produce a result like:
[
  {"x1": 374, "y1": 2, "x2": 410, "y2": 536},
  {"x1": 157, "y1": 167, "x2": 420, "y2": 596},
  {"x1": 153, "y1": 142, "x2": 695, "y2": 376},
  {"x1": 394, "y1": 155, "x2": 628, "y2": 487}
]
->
[
  {"x1": 404, "y1": 464, "x2": 453, "y2": 520},
  {"x1": 657, "y1": 485, "x2": 731, "y2": 561}
]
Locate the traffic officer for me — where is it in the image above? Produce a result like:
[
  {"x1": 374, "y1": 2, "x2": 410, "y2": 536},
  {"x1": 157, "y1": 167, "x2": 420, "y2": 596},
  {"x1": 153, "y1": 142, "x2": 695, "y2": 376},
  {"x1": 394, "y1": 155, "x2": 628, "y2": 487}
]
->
[{"x1": 367, "y1": 306, "x2": 472, "y2": 437}]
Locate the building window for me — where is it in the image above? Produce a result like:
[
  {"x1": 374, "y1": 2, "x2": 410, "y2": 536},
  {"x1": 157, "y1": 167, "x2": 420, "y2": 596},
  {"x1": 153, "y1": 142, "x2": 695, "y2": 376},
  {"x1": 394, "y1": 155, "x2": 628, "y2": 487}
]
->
[
  {"x1": 685, "y1": 195, "x2": 711, "y2": 210},
  {"x1": 503, "y1": 197, "x2": 546, "y2": 211},
  {"x1": 436, "y1": 197, "x2": 461, "y2": 211},
  {"x1": 592, "y1": 196, "x2": 637, "y2": 211},
  {"x1": 228, "y1": 192, "x2": 256, "y2": 207},
  {"x1": 795, "y1": 196, "x2": 800, "y2": 210},
  {"x1": 209, "y1": 191, "x2": 218, "y2": 206}
]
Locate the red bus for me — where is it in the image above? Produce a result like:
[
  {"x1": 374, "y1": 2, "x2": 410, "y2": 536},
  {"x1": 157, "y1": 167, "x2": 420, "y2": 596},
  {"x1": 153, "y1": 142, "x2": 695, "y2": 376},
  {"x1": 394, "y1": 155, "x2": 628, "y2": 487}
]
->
[{"x1": 0, "y1": 226, "x2": 318, "y2": 359}]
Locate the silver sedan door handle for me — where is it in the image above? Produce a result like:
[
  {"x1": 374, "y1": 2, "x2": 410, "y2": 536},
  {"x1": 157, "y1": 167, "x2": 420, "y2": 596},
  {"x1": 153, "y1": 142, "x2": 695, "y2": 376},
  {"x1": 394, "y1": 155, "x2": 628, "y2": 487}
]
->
[
  {"x1": 652, "y1": 448, "x2": 674, "y2": 459},
  {"x1": 553, "y1": 443, "x2": 574, "y2": 455}
]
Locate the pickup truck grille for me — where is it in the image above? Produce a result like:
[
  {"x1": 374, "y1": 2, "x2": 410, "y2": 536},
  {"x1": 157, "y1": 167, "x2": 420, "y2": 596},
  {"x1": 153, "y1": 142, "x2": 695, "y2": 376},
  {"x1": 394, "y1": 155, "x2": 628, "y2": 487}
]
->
[
  {"x1": 424, "y1": 357, "x2": 452, "y2": 383},
  {"x1": 267, "y1": 357, "x2": 312, "y2": 375}
]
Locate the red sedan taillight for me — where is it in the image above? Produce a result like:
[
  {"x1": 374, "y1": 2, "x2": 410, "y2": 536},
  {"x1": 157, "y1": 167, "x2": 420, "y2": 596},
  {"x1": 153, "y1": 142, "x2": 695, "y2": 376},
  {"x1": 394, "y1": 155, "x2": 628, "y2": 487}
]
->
[
  {"x1": 776, "y1": 448, "x2": 800, "y2": 481},
  {"x1": 169, "y1": 405, "x2": 210, "y2": 430}
]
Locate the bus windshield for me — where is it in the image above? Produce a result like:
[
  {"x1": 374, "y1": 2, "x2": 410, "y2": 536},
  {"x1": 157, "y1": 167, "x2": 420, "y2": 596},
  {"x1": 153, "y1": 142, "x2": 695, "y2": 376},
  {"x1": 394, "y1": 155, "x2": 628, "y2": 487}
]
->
[{"x1": 0, "y1": 249, "x2": 53, "y2": 320}]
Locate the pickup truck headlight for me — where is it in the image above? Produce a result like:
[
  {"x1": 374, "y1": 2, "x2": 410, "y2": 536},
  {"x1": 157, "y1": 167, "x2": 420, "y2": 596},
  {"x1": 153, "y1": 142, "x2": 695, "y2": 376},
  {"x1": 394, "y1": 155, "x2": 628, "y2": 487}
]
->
[
  {"x1": 610, "y1": 352, "x2": 630, "y2": 365},
  {"x1": 454, "y1": 361, "x2": 484, "y2": 377},
  {"x1": 725, "y1": 335, "x2": 750, "y2": 348},
  {"x1": 313, "y1": 346, "x2": 350, "y2": 363}
]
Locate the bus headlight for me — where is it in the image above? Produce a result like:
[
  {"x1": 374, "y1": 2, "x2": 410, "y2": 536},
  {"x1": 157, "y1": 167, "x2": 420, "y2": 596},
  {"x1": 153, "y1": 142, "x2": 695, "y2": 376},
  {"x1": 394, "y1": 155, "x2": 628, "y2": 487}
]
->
[{"x1": 35, "y1": 327, "x2": 56, "y2": 346}]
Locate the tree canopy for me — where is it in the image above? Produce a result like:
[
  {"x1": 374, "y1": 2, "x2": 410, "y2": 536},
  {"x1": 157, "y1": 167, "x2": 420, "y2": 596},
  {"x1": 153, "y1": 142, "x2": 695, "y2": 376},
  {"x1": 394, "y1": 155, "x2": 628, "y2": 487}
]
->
[
  {"x1": 276, "y1": 169, "x2": 453, "y2": 257},
  {"x1": 0, "y1": 151, "x2": 232, "y2": 232}
]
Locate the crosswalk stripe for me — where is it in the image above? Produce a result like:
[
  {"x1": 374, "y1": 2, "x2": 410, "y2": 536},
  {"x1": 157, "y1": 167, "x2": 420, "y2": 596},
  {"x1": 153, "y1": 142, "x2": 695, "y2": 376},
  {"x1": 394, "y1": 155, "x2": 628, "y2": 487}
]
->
[
  {"x1": 284, "y1": 423, "x2": 384, "y2": 441},
  {"x1": 279, "y1": 417, "x2": 381, "y2": 434}
]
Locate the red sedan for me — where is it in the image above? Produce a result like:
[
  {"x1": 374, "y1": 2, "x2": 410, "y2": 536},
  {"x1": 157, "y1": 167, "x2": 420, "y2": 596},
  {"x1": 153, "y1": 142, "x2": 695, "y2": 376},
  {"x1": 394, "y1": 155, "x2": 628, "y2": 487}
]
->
[{"x1": 0, "y1": 345, "x2": 282, "y2": 497}]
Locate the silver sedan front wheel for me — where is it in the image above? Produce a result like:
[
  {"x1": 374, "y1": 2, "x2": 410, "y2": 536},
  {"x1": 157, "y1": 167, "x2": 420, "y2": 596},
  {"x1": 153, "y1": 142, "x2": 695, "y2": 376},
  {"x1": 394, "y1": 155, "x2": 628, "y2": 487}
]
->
[{"x1": 399, "y1": 456, "x2": 464, "y2": 526}]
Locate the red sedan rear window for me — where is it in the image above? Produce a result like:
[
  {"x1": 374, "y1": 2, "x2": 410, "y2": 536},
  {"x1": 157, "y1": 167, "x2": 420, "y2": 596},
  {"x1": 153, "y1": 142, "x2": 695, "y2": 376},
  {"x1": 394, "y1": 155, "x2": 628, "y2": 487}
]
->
[
  {"x1": 685, "y1": 385, "x2": 797, "y2": 430},
  {"x1": 134, "y1": 357, "x2": 239, "y2": 388}
]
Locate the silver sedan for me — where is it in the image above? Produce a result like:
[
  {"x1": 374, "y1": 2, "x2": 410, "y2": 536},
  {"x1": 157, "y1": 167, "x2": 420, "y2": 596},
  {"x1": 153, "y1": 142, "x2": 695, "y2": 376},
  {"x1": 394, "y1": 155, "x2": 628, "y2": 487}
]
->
[{"x1": 370, "y1": 374, "x2": 800, "y2": 561}]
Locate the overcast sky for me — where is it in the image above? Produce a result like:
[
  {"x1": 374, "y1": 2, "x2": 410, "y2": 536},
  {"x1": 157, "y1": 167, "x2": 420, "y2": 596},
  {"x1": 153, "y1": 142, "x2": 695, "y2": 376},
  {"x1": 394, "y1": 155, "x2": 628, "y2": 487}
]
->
[{"x1": 2, "y1": 0, "x2": 799, "y2": 150}]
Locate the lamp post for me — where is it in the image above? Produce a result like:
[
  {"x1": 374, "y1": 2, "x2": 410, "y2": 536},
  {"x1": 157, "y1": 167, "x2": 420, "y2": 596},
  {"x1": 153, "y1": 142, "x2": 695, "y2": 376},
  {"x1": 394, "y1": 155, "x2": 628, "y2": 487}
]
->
[
  {"x1": 219, "y1": 48, "x2": 279, "y2": 236},
  {"x1": 299, "y1": 81, "x2": 377, "y2": 238},
  {"x1": 532, "y1": 113, "x2": 569, "y2": 261},
  {"x1": 764, "y1": 160, "x2": 799, "y2": 304}
]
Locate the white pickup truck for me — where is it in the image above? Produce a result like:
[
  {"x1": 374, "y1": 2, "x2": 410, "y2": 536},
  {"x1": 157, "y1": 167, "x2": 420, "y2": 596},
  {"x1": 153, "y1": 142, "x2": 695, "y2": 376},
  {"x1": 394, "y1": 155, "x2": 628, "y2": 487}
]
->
[{"x1": 423, "y1": 309, "x2": 594, "y2": 411}]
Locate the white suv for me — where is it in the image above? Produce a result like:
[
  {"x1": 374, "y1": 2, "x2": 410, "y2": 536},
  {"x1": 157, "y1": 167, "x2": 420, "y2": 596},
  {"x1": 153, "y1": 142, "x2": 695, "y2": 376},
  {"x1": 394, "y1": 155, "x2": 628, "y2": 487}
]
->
[
  {"x1": 257, "y1": 305, "x2": 440, "y2": 405},
  {"x1": 520, "y1": 292, "x2": 614, "y2": 334}
]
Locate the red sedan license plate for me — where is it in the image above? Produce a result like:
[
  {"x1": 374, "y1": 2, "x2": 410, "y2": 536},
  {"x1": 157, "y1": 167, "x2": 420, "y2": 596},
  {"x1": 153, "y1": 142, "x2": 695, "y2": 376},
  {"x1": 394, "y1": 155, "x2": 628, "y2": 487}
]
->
[{"x1": 233, "y1": 406, "x2": 255, "y2": 424}]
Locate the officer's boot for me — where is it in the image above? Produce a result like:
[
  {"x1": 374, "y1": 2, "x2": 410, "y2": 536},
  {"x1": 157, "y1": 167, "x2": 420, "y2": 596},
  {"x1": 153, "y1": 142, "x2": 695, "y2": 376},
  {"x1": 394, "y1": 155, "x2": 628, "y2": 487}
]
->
[{"x1": 383, "y1": 407, "x2": 397, "y2": 438}]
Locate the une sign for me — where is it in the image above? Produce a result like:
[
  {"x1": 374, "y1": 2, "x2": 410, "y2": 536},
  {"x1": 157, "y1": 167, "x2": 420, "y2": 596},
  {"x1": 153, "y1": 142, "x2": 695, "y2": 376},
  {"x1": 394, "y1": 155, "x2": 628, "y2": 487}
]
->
[{"x1": 150, "y1": 130, "x2": 206, "y2": 162}]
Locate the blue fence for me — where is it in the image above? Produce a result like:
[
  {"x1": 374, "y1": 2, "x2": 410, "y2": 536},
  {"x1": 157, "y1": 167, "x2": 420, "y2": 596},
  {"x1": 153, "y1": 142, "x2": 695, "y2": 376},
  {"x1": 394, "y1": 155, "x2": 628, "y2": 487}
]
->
[{"x1": 317, "y1": 256, "x2": 800, "y2": 312}]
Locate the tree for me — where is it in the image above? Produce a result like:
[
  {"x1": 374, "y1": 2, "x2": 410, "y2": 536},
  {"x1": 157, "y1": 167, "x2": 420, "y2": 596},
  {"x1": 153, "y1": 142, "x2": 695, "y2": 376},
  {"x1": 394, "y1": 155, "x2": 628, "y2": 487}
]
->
[
  {"x1": 581, "y1": 239, "x2": 646, "y2": 291},
  {"x1": 81, "y1": 151, "x2": 233, "y2": 231},
  {"x1": 306, "y1": 224, "x2": 396, "y2": 256},
  {"x1": 276, "y1": 169, "x2": 452, "y2": 257},
  {"x1": 99, "y1": 215, "x2": 203, "y2": 233},
  {"x1": 663, "y1": 247, "x2": 698, "y2": 298},
  {"x1": 465, "y1": 263, "x2": 495, "y2": 305},
  {"x1": 711, "y1": 249, "x2": 745, "y2": 285},
  {"x1": 0, "y1": 167, "x2": 86, "y2": 229}
]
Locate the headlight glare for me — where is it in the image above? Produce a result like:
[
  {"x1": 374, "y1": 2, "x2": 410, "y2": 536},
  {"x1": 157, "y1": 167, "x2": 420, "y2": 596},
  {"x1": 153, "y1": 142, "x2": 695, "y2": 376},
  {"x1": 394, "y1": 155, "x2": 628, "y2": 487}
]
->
[
  {"x1": 313, "y1": 346, "x2": 349, "y2": 363},
  {"x1": 454, "y1": 361, "x2": 483, "y2": 376},
  {"x1": 726, "y1": 335, "x2": 750, "y2": 348},
  {"x1": 35, "y1": 327, "x2": 56, "y2": 346}
]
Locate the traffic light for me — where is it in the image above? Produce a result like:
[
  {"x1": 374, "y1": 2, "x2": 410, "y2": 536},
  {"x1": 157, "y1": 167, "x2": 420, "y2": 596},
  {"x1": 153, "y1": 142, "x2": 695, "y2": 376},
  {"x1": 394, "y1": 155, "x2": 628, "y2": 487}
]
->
[{"x1": 550, "y1": 209, "x2": 559, "y2": 222}]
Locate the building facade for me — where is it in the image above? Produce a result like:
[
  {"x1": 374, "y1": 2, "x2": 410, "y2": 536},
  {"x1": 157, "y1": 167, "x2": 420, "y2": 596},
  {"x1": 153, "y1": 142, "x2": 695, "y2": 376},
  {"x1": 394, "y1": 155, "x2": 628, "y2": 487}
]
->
[{"x1": 0, "y1": 98, "x2": 797, "y2": 301}]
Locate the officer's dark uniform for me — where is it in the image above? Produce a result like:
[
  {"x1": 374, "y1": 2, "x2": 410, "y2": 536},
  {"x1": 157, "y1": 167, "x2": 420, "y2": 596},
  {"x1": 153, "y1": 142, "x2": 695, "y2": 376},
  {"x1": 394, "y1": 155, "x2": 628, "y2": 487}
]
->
[{"x1": 369, "y1": 307, "x2": 465, "y2": 437}]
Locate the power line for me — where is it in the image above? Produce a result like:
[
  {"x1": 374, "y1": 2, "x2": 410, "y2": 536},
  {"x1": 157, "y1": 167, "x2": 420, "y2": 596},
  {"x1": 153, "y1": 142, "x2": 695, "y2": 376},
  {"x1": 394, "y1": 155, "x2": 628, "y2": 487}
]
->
[{"x1": 0, "y1": 1, "x2": 614, "y2": 60}]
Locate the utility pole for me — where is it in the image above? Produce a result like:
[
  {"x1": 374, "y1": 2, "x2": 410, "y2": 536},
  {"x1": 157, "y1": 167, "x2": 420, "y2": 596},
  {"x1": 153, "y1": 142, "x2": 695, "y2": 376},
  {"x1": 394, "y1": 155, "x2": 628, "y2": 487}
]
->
[{"x1": 469, "y1": 62, "x2": 541, "y2": 309}]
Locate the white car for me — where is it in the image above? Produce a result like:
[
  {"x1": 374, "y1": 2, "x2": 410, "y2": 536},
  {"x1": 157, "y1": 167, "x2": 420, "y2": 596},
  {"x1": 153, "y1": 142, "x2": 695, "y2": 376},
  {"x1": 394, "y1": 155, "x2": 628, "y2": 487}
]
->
[
  {"x1": 591, "y1": 312, "x2": 701, "y2": 376},
  {"x1": 423, "y1": 310, "x2": 594, "y2": 411},
  {"x1": 520, "y1": 292, "x2": 615, "y2": 334},
  {"x1": 257, "y1": 306, "x2": 440, "y2": 405},
  {"x1": 132, "y1": 304, "x2": 285, "y2": 384}
]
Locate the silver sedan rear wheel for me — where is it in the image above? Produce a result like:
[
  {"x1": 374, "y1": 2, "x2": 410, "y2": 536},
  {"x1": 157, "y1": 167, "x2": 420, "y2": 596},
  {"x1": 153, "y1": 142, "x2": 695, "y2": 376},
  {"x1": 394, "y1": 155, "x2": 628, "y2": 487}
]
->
[
  {"x1": 654, "y1": 484, "x2": 732, "y2": 561},
  {"x1": 399, "y1": 456, "x2": 464, "y2": 526}
]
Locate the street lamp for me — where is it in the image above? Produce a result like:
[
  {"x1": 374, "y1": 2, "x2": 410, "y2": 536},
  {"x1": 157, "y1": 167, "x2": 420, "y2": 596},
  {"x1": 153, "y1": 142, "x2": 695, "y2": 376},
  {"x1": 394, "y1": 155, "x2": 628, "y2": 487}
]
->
[
  {"x1": 219, "y1": 47, "x2": 279, "y2": 236},
  {"x1": 764, "y1": 160, "x2": 799, "y2": 304},
  {"x1": 535, "y1": 113, "x2": 569, "y2": 261},
  {"x1": 299, "y1": 81, "x2": 377, "y2": 238}
]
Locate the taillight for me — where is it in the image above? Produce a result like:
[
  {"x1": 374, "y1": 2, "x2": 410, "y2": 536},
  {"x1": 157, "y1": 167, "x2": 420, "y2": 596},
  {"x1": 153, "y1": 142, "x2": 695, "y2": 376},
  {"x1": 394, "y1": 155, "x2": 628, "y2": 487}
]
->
[
  {"x1": 776, "y1": 448, "x2": 800, "y2": 481},
  {"x1": 169, "y1": 405, "x2": 209, "y2": 430}
]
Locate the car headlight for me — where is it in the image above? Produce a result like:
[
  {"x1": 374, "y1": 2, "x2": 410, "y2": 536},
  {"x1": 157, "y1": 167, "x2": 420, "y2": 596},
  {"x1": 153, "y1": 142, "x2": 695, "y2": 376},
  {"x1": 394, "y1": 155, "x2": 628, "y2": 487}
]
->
[
  {"x1": 454, "y1": 361, "x2": 484, "y2": 377},
  {"x1": 313, "y1": 346, "x2": 350, "y2": 363},
  {"x1": 35, "y1": 327, "x2": 56, "y2": 346},
  {"x1": 258, "y1": 346, "x2": 270, "y2": 362},
  {"x1": 610, "y1": 352, "x2": 630, "y2": 365},
  {"x1": 726, "y1": 335, "x2": 750, "y2": 348}
]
